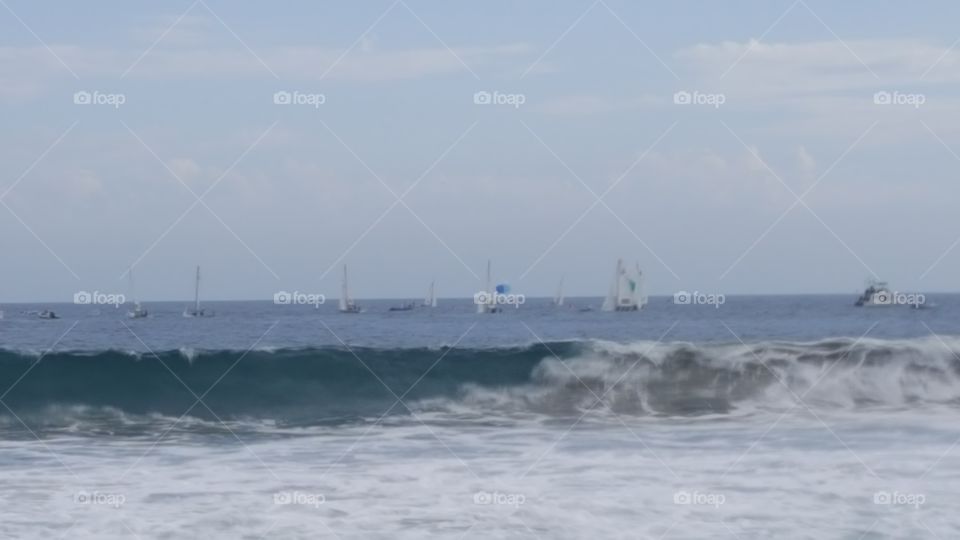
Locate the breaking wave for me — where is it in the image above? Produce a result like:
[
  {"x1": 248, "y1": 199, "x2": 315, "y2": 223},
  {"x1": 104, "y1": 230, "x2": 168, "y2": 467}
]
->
[{"x1": 2, "y1": 336, "x2": 960, "y2": 432}]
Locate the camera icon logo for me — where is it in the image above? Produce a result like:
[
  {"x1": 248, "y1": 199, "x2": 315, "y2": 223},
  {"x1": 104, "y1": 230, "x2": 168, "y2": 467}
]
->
[
  {"x1": 73, "y1": 91, "x2": 92, "y2": 105},
  {"x1": 274, "y1": 291, "x2": 292, "y2": 305},
  {"x1": 673, "y1": 91, "x2": 692, "y2": 105},
  {"x1": 872, "y1": 291, "x2": 892, "y2": 305},
  {"x1": 473, "y1": 291, "x2": 491, "y2": 305},
  {"x1": 873, "y1": 91, "x2": 892, "y2": 105},
  {"x1": 74, "y1": 291, "x2": 92, "y2": 304},
  {"x1": 273, "y1": 91, "x2": 292, "y2": 105},
  {"x1": 473, "y1": 91, "x2": 492, "y2": 105},
  {"x1": 873, "y1": 491, "x2": 891, "y2": 505},
  {"x1": 74, "y1": 491, "x2": 90, "y2": 504},
  {"x1": 273, "y1": 491, "x2": 292, "y2": 505},
  {"x1": 673, "y1": 291, "x2": 692, "y2": 305},
  {"x1": 473, "y1": 491, "x2": 492, "y2": 505},
  {"x1": 673, "y1": 491, "x2": 691, "y2": 504}
]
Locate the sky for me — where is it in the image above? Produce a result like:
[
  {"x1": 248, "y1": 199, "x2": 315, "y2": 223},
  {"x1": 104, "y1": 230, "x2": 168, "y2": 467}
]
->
[{"x1": 3, "y1": 0, "x2": 960, "y2": 301}]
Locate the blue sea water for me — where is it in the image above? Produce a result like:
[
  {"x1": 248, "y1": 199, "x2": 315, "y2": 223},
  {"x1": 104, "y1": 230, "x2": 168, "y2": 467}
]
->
[
  {"x1": 3, "y1": 294, "x2": 956, "y2": 351},
  {"x1": 1, "y1": 295, "x2": 959, "y2": 538}
]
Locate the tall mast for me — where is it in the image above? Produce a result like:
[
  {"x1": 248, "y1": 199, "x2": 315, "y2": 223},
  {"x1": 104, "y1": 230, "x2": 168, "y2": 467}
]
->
[
  {"x1": 128, "y1": 266, "x2": 137, "y2": 304},
  {"x1": 479, "y1": 260, "x2": 492, "y2": 313},
  {"x1": 341, "y1": 265, "x2": 350, "y2": 310},
  {"x1": 194, "y1": 266, "x2": 201, "y2": 312},
  {"x1": 636, "y1": 262, "x2": 644, "y2": 307},
  {"x1": 615, "y1": 259, "x2": 622, "y2": 306},
  {"x1": 486, "y1": 260, "x2": 492, "y2": 295}
]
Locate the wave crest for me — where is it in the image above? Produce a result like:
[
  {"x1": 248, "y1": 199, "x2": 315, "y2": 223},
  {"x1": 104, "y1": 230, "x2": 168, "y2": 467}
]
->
[{"x1": 1, "y1": 337, "x2": 958, "y2": 430}]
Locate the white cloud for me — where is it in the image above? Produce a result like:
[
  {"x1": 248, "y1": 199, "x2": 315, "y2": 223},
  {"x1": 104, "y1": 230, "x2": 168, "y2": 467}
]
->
[
  {"x1": 167, "y1": 158, "x2": 203, "y2": 182},
  {"x1": 675, "y1": 38, "x2": 960, "y2": 96},
  {"x1": 796, "y1": 146, "x2": 817, "y2": 177},
  {"x1": 129, "y1": 14, "x2": 215, "y2": 48},
  {"x1": 0, "y1": 42, "x2": 530, "y2": 99}
]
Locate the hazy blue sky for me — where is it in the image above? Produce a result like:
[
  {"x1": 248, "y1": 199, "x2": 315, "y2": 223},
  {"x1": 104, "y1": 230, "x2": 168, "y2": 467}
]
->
[{"x1": 3, "y1": 0, "x2": 960, "y2": 301}]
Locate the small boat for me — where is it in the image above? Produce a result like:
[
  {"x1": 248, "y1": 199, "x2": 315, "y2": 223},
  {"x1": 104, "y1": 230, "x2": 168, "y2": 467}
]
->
[
  {"x1": 339, "y1": 265, "x2": 362, "y2": 313},
  {"x1": 389, "y1": 302, "x2": 415, "y2": 312},
  {"x1": 477, "y1": 260, "x2": 502, "y2": 314},
  {"x1": 183, "y1": 265, "x2": 212, "y2": 317},
  {"x1": 126, "y1": 267, "x2": 148, "y2": 319},
  {"x1": 128, "y1": 302, "x2": 148, "y2": 319},
  {"x1": 602, "y1": 259, "x2": 646, "y2": 312},
  {"x1": 422, "y1": 280, "x2": 438, "y2": 308},
  {"x1": 38, "y1": 310, "x2": 59, "y2": 319},
  {"x1": 854, "y1": 280, "x2": 892, "y2": 307}
]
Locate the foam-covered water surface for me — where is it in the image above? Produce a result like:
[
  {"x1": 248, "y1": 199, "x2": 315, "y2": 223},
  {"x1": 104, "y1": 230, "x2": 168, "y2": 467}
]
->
[{"x1": 2, "y1": 410, "x2": 958, "y2": 539}]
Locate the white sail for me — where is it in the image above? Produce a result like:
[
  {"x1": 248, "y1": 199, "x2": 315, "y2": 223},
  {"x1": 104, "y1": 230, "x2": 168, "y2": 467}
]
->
[
  {"x1": 127, "y1": 266, "x2": 148, "y2": 318},
  {"x1": 478, "y1": 260, "x2": 495, "y2": 313},
  {"x1": 601, "y1": 260, "x2": 620, "y2": 311},
  {"x1": 602, "y1": 259, "x2": 642, "y2": 312},
  {"x1": 340, "y1": 265, "x2": 361, "y2": 312},
  {"x1": 194, "y1": 265, "x2": 201, "y2": 313},
  {"x1": 183, "y1": 265, "x2": 204, "y2": 317},
  {"x1": 424, "y1": 280, "x2": 437, "y2": 308},
  {"x1": 554, "y1": 276, "x2": 565, "y2": 307},
  {"x1": 635, "y1": 263, "x2": 648, "y2": 308}
]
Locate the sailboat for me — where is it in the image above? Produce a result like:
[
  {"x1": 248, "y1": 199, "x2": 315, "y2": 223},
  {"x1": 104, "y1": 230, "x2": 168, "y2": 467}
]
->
[
  {"x1": 601, "y1": 259, "x2": 646, "y2": 312},
  {"x1": 422, "y1": 280, "x2": 438, "y2": 308},
  {"x1": 554, "y1": 276, "x2": 565, "y2": 307},
  {"x1": 339, "y1": 265, "x2": 362, "y2": 313},
  {"x1": 126, "y1": 266, "x2": 148, "y2": 319},
  {"x1": 182, "y1": 265, "x2": 211, "y2": 317},
  {"x1": 477, "y1": 260, "x2": 501, "y2": 314}
]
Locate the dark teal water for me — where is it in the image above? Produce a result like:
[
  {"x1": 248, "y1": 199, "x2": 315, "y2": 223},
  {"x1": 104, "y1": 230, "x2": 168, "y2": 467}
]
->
[{"x1": 0, "y1": 295, "x2": 957, "y2": 433}]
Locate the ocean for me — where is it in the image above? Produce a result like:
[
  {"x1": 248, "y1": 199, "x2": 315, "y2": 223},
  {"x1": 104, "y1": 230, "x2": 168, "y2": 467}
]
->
[{"x1": 1, "y1": 295, "x2": 958, "y2": 538}]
